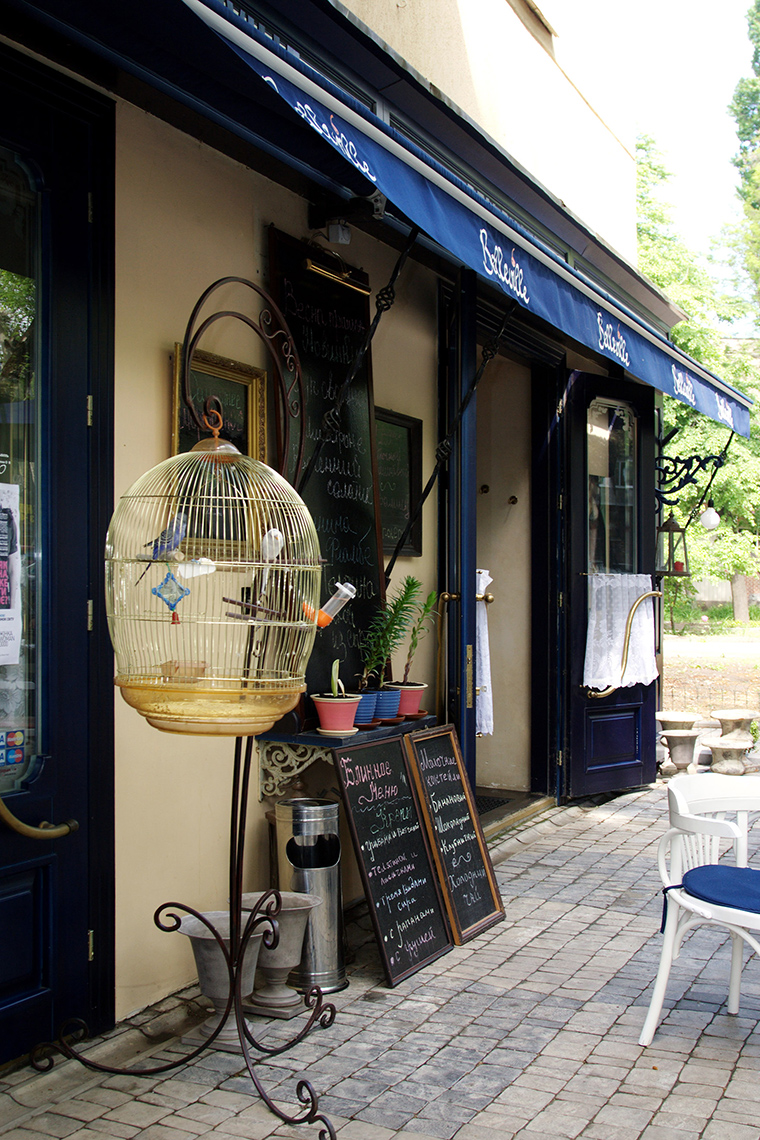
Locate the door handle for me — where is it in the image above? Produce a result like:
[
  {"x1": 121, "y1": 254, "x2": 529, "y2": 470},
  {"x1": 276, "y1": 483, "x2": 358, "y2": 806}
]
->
[
  {"x1": 0, "y1": 792, "x2": 78, "y2": 839},
  {"x1": 587, "y1": 590, "x2": 662, "y2": 699}
]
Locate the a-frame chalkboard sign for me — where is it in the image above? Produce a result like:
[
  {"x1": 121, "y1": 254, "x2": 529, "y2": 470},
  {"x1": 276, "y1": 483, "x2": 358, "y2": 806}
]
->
[
  {"x1": 404, "y1": 725, "x2": 504, "y2": 943},
  {"x1": 332, "y1": 737, "x2": 453, "y2": 985}
]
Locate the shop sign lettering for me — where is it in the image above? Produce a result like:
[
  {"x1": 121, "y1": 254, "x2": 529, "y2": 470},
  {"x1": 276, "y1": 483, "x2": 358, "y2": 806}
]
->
[
  {"x1": 715, "y1": 393, "x2": 735, "y2": 428},
  {"x1": 671, "y1": 364, "x2": 696, "y2": 406},
  {"x1": 479, "y1": 231, "x2": 530, "y2": 303},
  {"x1": 597, "y1": 312, "x2": 630, "y2": 367}
]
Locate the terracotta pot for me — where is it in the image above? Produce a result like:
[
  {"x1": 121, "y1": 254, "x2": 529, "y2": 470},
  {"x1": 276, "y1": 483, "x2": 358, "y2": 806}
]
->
[
  {"x1": 387, "y1": 682, "x2": 427, "y2": 716},
  {"x1": 311, "y1": 694, "x2": 361, "y2": 733}
]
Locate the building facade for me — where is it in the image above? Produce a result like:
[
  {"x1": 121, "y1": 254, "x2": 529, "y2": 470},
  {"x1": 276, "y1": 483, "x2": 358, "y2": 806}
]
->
[{"x1": 0, "y1": 0, "x2": 751, "y2": 1065}]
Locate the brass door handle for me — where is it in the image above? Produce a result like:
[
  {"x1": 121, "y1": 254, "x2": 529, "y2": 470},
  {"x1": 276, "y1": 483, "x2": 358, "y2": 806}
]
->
[
  {"x1": 0, "y1": 793, "x2": 79, "y2": 840},
  {"x1": 587, "y1": 590, "x2": 662, "y2": 699},
  {"x1": 476, "y1": 593, "x2": 494, "y2": 603}
]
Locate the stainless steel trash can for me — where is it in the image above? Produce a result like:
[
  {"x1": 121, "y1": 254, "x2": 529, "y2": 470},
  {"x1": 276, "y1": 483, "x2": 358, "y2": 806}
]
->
[{"x1": 274, "y1": 798, "x2": 347, "y2": 993}]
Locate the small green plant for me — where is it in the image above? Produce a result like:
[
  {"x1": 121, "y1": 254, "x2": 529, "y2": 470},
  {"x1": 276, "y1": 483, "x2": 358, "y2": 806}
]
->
[
  {"x1": 402, "y1": 590, "x2": 438, "y2": 682},
  {"x1": 359, "y1": 576, "x2": 421, "y2": 690},
  {"x1": 330, "y1": 658, "x2": 343, "y2": 697}
]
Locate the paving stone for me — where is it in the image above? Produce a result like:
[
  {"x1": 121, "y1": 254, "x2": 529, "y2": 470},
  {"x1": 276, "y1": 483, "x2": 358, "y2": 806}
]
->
[{"x1": 14, "y1": 1113, "x2": 84, "y2": 1138}]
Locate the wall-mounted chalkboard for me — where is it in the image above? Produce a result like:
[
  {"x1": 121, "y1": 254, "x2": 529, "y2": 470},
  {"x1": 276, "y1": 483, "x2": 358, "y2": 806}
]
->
[
  {"x1": 332, "y1": 737, "x2": 453, "y2": 985},
  {"x1": 269, "y1": 228, "x2": 384, "y2": 701},
  {"x1": 375, "y1": 407, "x2": 422, "y2": 557},
  {"x1": 404, "y1": 725, "x2": 504, "y2": 943}
]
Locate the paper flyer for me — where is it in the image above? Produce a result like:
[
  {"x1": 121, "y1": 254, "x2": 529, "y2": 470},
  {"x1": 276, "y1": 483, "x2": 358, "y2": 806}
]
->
[{"x1": 0, "y1": 484, "x2": 22, "y2": 666}]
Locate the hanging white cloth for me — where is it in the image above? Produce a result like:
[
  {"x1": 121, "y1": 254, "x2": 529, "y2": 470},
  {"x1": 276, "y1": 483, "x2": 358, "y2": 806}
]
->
[
  {"x1": 583, "y1": 573, "x2": 658, "y2": 691},
  {"x1": 475, "y1": 568, "x2": 494, "y2": 735}
]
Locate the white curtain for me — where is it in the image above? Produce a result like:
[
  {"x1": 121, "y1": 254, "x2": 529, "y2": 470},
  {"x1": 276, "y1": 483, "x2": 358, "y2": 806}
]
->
[
  {"x1": 583, "y1": 573, "x2": 658, "y2": 691},
  {"x1": 476, "y1": 568, "x2": 494, "y2": 735}
]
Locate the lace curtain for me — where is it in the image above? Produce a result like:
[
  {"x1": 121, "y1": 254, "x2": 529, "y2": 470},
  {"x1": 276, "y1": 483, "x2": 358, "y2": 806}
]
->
[{"x1": 583, "y1": 573, "x2": 658, "y2": 691}]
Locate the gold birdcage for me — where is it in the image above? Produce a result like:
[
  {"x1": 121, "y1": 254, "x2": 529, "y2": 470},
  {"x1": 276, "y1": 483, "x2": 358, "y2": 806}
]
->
[{"x1": 105, "y1": 437, "x2": 321, "y2": 735}]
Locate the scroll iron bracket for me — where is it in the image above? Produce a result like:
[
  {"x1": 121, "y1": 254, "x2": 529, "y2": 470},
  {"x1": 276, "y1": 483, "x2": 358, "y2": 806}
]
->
[
  {"x1": 0, "y1": 792, "x2": 79, "y2": 840},
  {"x1": 586, "y1": 590, "x2": 662, "y2": 700}
]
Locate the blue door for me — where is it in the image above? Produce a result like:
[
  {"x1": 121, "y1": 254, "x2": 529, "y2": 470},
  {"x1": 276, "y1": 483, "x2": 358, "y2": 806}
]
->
[
  {"x1": 564, "y1": 373, "x2": 658, "y2": 798},
  {"x1": 0, "y1": 47, "x2": 114, "y2": 1064}
]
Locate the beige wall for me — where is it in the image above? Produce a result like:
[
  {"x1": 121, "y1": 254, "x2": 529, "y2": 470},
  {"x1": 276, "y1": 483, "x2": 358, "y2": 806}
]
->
[
  {"x1": 475, "y1": 357, "x2": 532, "y2": 790},
  {"x1": 339, "y1": 0, "x2": 637, "y2": 262},
  {"x1": 113, "y1": 103, "x2": 439, "y2": 1016}
]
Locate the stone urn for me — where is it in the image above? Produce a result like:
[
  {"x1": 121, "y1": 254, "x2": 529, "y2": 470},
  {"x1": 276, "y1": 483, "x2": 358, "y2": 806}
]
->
[
  {"x1": 660, "y1": 729, "x2": 700, "y2": 771},
  {"x1": 178, "y1": 912, "x2": 264, "y2": 1051},
  {"x1": 703, "y1": 729, "x2": 755, "y2": 775},
  {"x1": 655, "y1": 711, "x2": 698, "y2": 732},
  {"x1": 710, "y1": 708, "x2": 760, "y2": 737},
  {"x1": 241, "y1": 891, "x2": 322, "y2": 1019}
]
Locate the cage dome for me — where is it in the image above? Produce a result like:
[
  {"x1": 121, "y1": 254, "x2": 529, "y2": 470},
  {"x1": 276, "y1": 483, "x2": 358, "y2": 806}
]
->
[{"x1": 105, "y1": 439, "x2": 322, "y2": 735}]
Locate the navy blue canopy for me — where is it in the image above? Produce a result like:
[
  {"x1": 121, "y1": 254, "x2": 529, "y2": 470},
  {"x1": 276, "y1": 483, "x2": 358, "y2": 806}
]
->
[{"x1": 185, "y1": 0, "x2": 752, "y2": 436}]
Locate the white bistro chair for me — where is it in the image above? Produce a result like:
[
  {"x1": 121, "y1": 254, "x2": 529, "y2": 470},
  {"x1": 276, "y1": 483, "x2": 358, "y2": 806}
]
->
[{"x1": 640, "y1": 773, "x2": 760, "y2": 1047}]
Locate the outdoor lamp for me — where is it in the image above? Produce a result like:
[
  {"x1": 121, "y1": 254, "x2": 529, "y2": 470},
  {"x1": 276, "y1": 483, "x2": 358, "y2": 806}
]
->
[
  {"x1": 656, "y1": 513, "x2": 690, "y2": 577},
  {"x1": 699, "y1": 499, "x2": 721, "y2": 531}
]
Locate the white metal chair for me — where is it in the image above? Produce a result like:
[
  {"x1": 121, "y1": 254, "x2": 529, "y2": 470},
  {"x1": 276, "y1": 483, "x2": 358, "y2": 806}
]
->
[{"x1": 639, "y1": 773, "x2": 760, "y2": 1047}]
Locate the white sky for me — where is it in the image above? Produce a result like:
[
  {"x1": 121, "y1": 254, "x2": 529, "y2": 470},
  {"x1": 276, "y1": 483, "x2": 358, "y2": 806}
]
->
[{"x1": 629, "y1": 0, "x2": 754, "y2": 258}]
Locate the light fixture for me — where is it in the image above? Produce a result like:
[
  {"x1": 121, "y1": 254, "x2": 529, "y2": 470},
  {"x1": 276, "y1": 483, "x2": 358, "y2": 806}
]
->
[
  {"x1": 699, "y1": 499, "x2": 721, "y2": 531},
  {"x1": 656, "y1": 514, "x2": 690, "y2": 577}
]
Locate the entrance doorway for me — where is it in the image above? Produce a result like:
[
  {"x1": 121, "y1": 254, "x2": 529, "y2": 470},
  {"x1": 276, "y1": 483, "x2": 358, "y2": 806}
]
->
[{"x1": 0, "y1": 48, "x2": 114, "y2": 1064}]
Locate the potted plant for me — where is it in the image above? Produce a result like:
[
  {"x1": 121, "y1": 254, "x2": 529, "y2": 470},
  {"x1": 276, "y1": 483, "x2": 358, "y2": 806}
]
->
[
  {"x1": 387, "y1": 589, "x2": 438, "y2": 716},
  {"x1": 311, "y1": 659, "x2": 361, "y2": 735},
  {"x1": 358, "y1": 576, "x2": 422, "y2": 720}
]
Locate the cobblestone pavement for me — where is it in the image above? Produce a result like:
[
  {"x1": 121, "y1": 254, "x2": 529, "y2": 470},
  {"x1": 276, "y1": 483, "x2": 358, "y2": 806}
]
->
[{"x1": 3, "y1": 783, "x2": 760, "y2": 1140}]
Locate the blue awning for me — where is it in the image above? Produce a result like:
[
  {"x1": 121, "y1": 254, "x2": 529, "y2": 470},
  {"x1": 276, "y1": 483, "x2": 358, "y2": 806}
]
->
[{"x1": 184, "y1": 0, "x2": 752, "y2": 437}]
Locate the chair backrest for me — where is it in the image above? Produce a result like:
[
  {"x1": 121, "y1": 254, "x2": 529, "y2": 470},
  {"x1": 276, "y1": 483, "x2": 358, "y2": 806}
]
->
[
  {"x1": 669, "y1": 774, "x2": 760, "y2": 818},
  {"x1": 660, "y1": 774, "x2": 760, "y2": 882}
]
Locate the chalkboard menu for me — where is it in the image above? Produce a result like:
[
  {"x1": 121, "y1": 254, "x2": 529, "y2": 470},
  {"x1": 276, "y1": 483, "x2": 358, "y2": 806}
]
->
[
  {"x1": 269, "y1": 228, "x2": 384, "y2": 700},
  {"x1": 404, "y1": 725, "x2": 504, "y2": 943},
  {"x1": 375, "y1": 408, "x2": 422, "y2": 557},
  {"x1": 332, "y1": 737, "x2": 453, "y2": 985}
]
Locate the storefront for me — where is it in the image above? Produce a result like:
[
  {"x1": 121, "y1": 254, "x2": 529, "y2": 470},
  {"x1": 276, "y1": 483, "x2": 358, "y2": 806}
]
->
[{"x1": 0, "y1": 0, "x2": 752, "y2": 1066}]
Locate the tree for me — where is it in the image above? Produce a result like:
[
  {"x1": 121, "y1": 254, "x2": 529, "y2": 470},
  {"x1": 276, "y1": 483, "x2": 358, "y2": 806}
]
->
[
  {"x1": 731, "y1": 1, "x2": 760, "y2": 310},
  {"x1": 637, "y1": 136, "x2": 760, "y2": 623}
]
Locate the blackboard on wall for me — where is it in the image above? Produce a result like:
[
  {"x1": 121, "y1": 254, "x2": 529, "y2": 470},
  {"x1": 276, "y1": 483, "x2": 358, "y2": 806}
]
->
[
  {"x1": 332, "y1": 737, "x2": 453, "y2": 985},
  {"x1": 375, "y1": 407, "x2": 422, "y2": 557},
  {"x1": 269, "y1": 228, "x2": 384, "y2": 700},
  {"x1": 404, "y1": 725, "x2": 504, "y2": 943}
]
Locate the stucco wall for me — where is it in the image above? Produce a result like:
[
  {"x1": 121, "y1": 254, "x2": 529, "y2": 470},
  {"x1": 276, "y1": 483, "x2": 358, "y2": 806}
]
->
[
  {"x1": 113, "y1": 102, "x2": 439, "y2": 1016},
  {"x1": 475, "y1": 357, "x2": 532, "y2": 790},
  {"x1": 339, "y1": 0, "x2": 637, "y2": 262}
]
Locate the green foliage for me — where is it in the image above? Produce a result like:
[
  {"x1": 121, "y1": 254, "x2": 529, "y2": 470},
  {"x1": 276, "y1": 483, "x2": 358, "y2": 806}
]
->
[
  {"x1": 359, "y1": 575, "x2": 421, "y2": 690},
  {"x1": 0, "y1": 270, "x2": 35, "y2": 400},
  {"x1": 637, "y1": 136, "x2": 760, "y2": 606},
  {"x1": 402, "y1": 589, "x2": 438, "y2": 682}
]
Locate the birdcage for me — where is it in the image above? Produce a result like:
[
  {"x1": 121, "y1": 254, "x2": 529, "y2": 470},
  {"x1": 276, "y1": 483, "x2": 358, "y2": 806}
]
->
[{"x1": 105, "y1": 437, "x2": 321, "y2": 735}]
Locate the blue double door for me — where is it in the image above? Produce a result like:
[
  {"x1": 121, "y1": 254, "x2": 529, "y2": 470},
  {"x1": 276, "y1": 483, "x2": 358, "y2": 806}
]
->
[{"x1": 0, "y1": 47, "x2": 114, "y2": 1065}]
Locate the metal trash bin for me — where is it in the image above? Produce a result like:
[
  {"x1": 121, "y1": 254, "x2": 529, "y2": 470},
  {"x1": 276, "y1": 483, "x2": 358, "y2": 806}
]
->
[{"x1": 274, "y1": 798, "x2": 347, "y2": 993}]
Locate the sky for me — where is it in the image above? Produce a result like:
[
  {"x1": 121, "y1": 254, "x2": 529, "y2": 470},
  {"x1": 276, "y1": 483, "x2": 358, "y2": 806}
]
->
[{"x1": 630, "y1": 1, "x2": 754, "y2": 260}]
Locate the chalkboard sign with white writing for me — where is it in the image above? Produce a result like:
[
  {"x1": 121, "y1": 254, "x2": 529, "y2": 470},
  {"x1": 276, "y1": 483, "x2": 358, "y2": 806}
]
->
[
  {"x1": 332, "y1": 737, "x2": 453, "y2": 985},
  {"x1": 404, "y1": 725, "x2": 504, "y2": 943},
  {"x1": 269, "y1": 228, "x2": 384, "y2": 700}
]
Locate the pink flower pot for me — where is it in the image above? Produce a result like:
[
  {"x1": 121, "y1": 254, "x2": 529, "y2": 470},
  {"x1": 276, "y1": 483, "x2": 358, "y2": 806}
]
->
[
  {"x1": 387, "y1": 682, "x2": 428, "y2": 716},
  {"x1": 311, "y1": 694, "x2": 361, "y2": 733}
]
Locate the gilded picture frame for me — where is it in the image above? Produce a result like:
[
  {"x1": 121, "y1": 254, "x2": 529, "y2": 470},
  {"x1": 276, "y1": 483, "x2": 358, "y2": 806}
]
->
[{"x1": 171, "y1": 343, "x2": 267, "y2": 459}]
